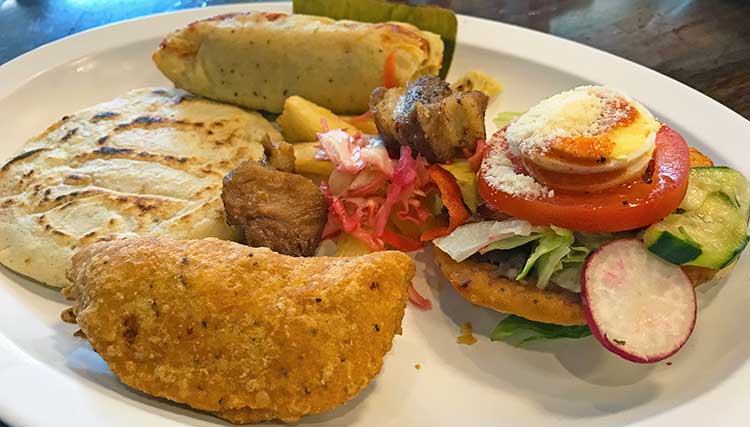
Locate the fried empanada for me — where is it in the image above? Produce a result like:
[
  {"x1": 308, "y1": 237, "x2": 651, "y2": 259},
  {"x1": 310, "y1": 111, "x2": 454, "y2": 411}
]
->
[{"x1": 62, "y1": 237, "x2": 415, "y2": 423}]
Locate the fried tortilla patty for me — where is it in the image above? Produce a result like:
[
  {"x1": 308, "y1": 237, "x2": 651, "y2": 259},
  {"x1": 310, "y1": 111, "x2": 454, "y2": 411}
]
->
[
  {"x1": 433, "y1": 247, "x2": 586, "y2": 325},
  {"x1": 433, "y1": 147, "x2": 718, "y2": 326},
  {"x1": 62, "y1": 237, "x2": 415, "y2": 423}
]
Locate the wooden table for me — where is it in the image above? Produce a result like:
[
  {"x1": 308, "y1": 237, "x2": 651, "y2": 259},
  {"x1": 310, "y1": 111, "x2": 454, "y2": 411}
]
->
[
  {"x1": 0, "y1": 0, "x2": 746, "y2": 425},
  {"x1": 0, "y1": 0, "x2": 748, "y2": 119}
]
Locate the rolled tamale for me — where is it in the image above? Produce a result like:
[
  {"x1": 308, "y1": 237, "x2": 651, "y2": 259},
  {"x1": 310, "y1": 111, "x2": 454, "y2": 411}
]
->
[{"x1": 153, "y1": 12, "x2": 443, "y2": 114}]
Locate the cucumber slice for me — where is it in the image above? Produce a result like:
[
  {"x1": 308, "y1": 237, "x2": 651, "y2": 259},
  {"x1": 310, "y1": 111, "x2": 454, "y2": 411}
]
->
[
  {"x1": 645, "y1": 166, "x2": 750, "y2": 269},
  {"x1": 645, "y1": 230, "x2": 702, "y2": 264},
  {"x1": 680, "y1": 166, "x2": 750, "y2": 217},
  {"x1": 646, "y1": 193, "x2": 748, "y2": 268},
  {"x1": 687, "y1": 192, "x2": 750, "y2": 268}
]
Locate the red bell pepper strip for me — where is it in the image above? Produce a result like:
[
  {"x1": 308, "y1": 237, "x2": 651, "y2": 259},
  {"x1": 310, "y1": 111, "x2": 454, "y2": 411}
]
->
[
  {"x1": 467, "y1": 138, "x2": 487, "y2": 171},
  {"x1": 349, "y1": 227, "x2": 385, "y2": 252},
  {"x1": 408, "y1": 284, "x2": 433, "y2": 310},
  {"x1": 420, "y1": 165, "x2": 470, "y2": 241},
  {"x1": 381, "y1": 228, "x2": 424, "y2": 252},
  {"x1": 384, "y1": 52, "x2": 398, "y2": 88},
  {"x1": 348, "y1": 110, "x2": 373, "y2": 123}
]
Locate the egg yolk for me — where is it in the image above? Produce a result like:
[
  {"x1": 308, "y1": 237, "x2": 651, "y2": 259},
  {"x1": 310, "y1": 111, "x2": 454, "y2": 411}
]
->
[
  {"x1": 543, "y1": 97, "x2": 660, "y2": 166},
  {"x1": 505, "y1": 85, "x2": 662, "y2": 192}
]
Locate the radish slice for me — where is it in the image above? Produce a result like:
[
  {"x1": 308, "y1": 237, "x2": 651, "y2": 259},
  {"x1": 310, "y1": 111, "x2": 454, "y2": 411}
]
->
[{"x1": 582, "y1": 238, "x2": 696, "y2": 363}]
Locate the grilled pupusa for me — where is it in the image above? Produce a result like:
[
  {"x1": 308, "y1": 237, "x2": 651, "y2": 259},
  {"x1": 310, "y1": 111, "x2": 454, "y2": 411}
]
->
[{"x1": 0, "y1": 87, "x2": 279, "y2": 287}]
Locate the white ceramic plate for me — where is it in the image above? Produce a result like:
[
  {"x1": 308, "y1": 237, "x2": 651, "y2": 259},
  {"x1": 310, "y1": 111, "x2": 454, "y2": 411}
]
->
[{"x1": 1, "y1": 2, "x2": 749, "y2": 426}]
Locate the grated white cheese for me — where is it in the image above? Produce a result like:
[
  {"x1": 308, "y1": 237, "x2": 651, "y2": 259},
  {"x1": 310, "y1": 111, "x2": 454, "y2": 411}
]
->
[
  {"x1": 481, "y1": 143, "x2": 553, "y2": 199},
  {"x1": 506, "y1": 85, "x2": 636, "y2": 158}
]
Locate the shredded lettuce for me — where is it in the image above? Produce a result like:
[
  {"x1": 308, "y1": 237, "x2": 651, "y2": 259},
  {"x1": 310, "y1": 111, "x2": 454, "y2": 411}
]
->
[
  {"x1": 550, "y1": 264, "x2": 583, "y2": 292},
  {"x1": 565, "y1": 246, "x2": 591, "y2": 263},
  {"x1": 437, "y1": 221, "x2": 625, "y2": 292},
  {"x1": 492, "y1": 111, "x2": 523, "y2": 129},
  {"x1": 432, "y1": 219, "x2": 540, "y2": 262},
  {"x1": 547, "y1": 245, "x2": 591, "y2": 292},
  {"x1": 516, "y1": 226, "x2": 574, "y2": 288},
  {"x1": 535, "y1": 245, "x2": 572, "y2": 289},
  {"x1": 479, "y1": 234, "x2": 542, "y2": 253},
  {"x1": 573, "y1": 232, "x2": 628, "y2": 250},
  {"x1": 491, "y1": 315, "x2": 592, "y2": 346}
]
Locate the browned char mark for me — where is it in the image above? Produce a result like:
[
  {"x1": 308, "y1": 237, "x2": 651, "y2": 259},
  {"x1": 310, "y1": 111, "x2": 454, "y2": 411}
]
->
[
  {"x1": 34, "y1": 187, "x2": 182, "y2": 231},
  {"x1": 90, "y1": 112, "x2": 120, "y2": 123},
  {"x1": 375, "y1": 23, "x2": 430, "y2": 55},
  {"x1": 72, "y1": 147, "x2": 192, "y2": 167},
  {"x1": 112, "y1": 115, "x2": 212, "y2": 135},
  {"x1": 122, "y1": 314, "x2": 139, "y2": 344},
  {"x1": 1, "y1": 148, "x2": 49, "y2": 172},
  {"x1": 114, "y1": 116, "x2": 168, "y2": 131},
  {"x1": 60, "y1": 128, "x2": 79, "y2": 141},
  {"x1": 93, "y1": 146, "x2": 134, "y2": 156},
  {"x1": 261, "y1": 12, "x2": 287, "y2": 21}
]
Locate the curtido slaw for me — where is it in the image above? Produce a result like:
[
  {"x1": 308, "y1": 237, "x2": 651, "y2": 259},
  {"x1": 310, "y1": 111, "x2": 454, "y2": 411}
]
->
[
  {"x1": 317, "y1": 129, "x2": 431, "y2": 252},
  {"x1": 317, "y1": 129, "x2": 470, "y2": 253},
  {"x1": 315, "y1": 128, "x2": 474, "y2": 309}
]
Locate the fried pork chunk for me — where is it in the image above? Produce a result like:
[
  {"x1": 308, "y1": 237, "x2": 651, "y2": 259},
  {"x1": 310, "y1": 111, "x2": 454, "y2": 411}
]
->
[
  {"x1": 222, "y1": 161, "x2": 327, "y2": 257},
  {"x1": 62, "y1": 237, "x2": 415, "y2": 424},
  {"x1": 370, "y1": 75, "x2": 489, "y2": 163},
  {"x1": 260, "y1": 133, "x2": 296, "y2": 172}
]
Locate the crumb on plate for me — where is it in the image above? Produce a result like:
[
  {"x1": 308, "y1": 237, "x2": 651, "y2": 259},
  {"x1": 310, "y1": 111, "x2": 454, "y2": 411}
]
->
[{"x1": 457, "y1": 322, "x2": 477, "y2": 345}]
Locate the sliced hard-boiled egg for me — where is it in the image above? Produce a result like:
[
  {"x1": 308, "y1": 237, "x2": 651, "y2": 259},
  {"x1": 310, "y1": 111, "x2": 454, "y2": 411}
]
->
[{"x1": 505, "y1": 85, "x2": 661, "y2": 191}]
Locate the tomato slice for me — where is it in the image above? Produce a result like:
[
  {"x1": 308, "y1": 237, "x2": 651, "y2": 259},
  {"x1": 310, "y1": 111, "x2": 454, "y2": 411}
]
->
[{"x1": 477, "y1": 125, "x2": 690, "y2": 232}]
